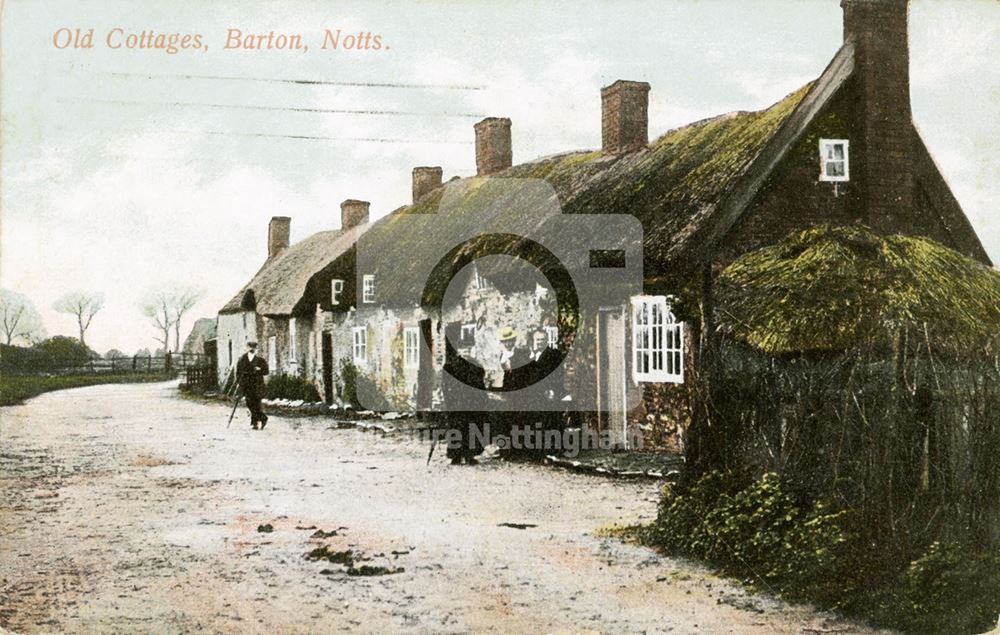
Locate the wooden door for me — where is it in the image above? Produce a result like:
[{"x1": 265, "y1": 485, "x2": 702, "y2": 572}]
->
[{"x1": 321, "y1": 333, "x2": 334, "y2": 404}]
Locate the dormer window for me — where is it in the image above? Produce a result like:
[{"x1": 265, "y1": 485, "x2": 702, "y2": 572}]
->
[
  {"x1": 819, "y1": 139, "x2": 849, "y2": 182},
  {"x1": 331, "y1": 279, "x2": 344, "y2": 305},
  {"x1": 362, "y1": 274, "x2": 375, "y2": 304}
]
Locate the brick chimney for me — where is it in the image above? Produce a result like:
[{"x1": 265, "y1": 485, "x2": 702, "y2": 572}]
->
[
  {"x1": 267, "y1": 216, "x2": 290, "y2": 259},
  {"x1": 601, "y1": 80, "x2": 650, "y2": 155},
  {"x1": 340, "y1": 199, "x2": 370, "y2": 230},
  {"x1": 412, "y1": 166, "x2": 443, "y2": 203},
  {"x1": 842, "y1": 0, "x2": 913, "y2": 232},
  {"x1": 474, "y1": 117, "x2": 512, "y2": 176}
]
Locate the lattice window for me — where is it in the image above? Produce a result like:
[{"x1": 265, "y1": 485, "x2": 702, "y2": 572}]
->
[
  {"x1": 404, "y1": 327, "x2": 419, "y2": 369},
  {"x1": 362, "y1": 274, "x2": 375, "y2": 304},
  {"x1": 352, "y1": 327, "x2": 367, "y2": 365},
  {"x1": 631, "y1": 295, "x2": 684, "y2": 383},
  {"x1": 545, "y1": 325, "x2": 559, "y2": 348}
]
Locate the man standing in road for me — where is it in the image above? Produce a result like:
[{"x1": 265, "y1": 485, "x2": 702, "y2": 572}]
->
[{"x1": 236, "y1": 341, "x2": 269, "y2": 430}]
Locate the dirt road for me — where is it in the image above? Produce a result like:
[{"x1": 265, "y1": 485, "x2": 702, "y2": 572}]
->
[{"x1": 0, "y1": 381, "x2": 881, "y2": 633}]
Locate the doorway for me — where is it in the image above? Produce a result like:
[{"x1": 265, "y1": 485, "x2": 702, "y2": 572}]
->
[
  {"x1": 321, "y1": 333, "x2": 334, "y2": 404},
  {"x1": 597, "y1": 308, "x2": 628, "y2": 449}
]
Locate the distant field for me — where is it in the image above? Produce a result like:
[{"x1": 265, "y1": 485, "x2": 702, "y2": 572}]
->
[{"x1": 0, "y1": 374, "x2": 173, "y2": 406}]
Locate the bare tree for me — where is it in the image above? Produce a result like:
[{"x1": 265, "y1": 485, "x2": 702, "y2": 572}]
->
[
  {"x1": 170, "y1": 287, "x2": 204, "y2": 353},
  {"x1": 141, "y1": 290, "x2": 175, "y2": 352},
  {"x1": 52, "y1": 291, "x2": 104, "y2": 347},
  {"x1": 0, "y1": 289, "x2": 46, "y2": 345}
]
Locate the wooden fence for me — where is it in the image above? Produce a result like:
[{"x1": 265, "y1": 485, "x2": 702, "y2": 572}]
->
[
  {"x1": 183, "y1": 364, "x2": 219, "y2": 390},
  {"x1": 0, "y1": 352, "x2": 209, "y2": 377}
]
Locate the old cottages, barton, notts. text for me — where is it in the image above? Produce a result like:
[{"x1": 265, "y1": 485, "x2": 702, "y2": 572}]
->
[{"x1": 51, "y1": 28, "x2": 387, "y2": 54}]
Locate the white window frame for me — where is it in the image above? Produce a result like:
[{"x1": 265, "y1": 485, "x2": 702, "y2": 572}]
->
[
  {"x1": 819, "y1": 138, "x2": 849, "y2": 182},
  {"x1": 475, "y1": 268, "x2": 493, "y2": 291},
  {"x1": 362, "y1": 274, "x2": 375, "y2": 304},
  {"x1": 352, "y1": 327, "x2": 368, "y2": 365},
  {"x1": 403, "y1": 326, "x2": 420, "y2": 369},
  {"x1": 631, "y1": 295, "x2": 684, "y2": 384},
  {"x1": 545, "y1": 325, "x2": 559, "y2": 348},
  {"x1": 331, "y1": 279, "x2": 344, "y2": 305},
  {"x1": 288, "y1": 318, "x2": 298, "y2": 365}
]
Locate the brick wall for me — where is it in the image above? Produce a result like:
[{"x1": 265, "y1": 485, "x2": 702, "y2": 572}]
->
[
  {"x1": 843, "y1": 0, "x2": 914, "y2": 234},
  {"x1": 601, "y1": 80, "x2": 650, "y2": 155},
  {"x1": 718, "y1": 90, "x2": 860, "y2": 265},
  {"x1": 474, "y1": 118, "x2": 512, "y2": 176}
]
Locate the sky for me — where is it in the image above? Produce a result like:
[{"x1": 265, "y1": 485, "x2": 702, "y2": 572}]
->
[{"x1": 1, "y1": 0, "x2": 998, "y2": 354}]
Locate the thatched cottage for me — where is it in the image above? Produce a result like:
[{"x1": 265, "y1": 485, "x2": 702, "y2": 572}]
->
[
  {"x1": 215, "y1": 204, "x2": 369, "y2": 388},
  {"x1": 217, "y1": 0, "x2": 989, "y2": 451}
]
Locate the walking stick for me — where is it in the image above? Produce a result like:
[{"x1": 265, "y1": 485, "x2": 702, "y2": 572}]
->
[
  {"x1": 426, "y1": 438, "x2": 437, "y2": 465},
  {"x1": 227, "y1": 381, "x2": 242, "y2": 428}
]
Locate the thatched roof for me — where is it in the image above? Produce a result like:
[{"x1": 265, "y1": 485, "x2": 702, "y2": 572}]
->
[
  {"x1": 350, "y1": 78, "x2": 820, "y2": 308},
  {"x1": 220, "y1": 224, "x2": 368, "y2": 316},
  {"x1": 182, "y1": 317, "x2": 217, "y2": 354},
  {"x1": 715, "y1": 224, "x2": 1000, "y2": 354}
]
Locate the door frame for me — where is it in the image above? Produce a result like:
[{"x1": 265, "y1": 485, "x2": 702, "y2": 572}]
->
[{"x1": 596, "y1": 306, "x2": 629, "y2": 450}]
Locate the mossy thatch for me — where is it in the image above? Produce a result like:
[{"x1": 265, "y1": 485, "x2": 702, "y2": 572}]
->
[
  {"x1": 220, "y1": 225, "x2": 367, "y2": 316},
  {"x1": 715, "y1": 224, "x2": 1000, "y2": 354},
  {"x1": 348, "y1": 84, "x2": 815, "y2": 309}
]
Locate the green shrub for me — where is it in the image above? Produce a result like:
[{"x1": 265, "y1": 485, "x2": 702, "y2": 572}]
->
[
  {"x1": 339, "y1": 358, "x2": 358, "y2": 407},
  {"x1": 648, "y1": 471, "x2": 853, "y2": 604},
  {"x1": 881, "y1": 541, "x2": 1000, "y2": 634},
  {"x1": 338, "y1": 357, "x2": 390, "y2": 411},
  {"x1": 646, "y1": 471, "x2": 1000, "y2": 633},
  {"x1": 264, "y1": 374, "x2": 321, "y2": 401}
]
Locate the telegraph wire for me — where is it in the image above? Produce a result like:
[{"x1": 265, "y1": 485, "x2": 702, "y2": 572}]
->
[
  {"x1": 103, "y1": 127, "x2": 473, "y2": 145},
  {"x1": 64, "y1": 96, "x2": 485, "y2": 119},
  {"x1": 104, "y1": 71, "x2": 485, "y2": 91}
]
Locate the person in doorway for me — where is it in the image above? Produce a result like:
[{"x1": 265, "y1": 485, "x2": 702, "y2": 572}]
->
[
  {"x1": 527, "y1": 327, "x2": 565, "y2": 443},
  {"x1": 236, "y1": 341, "x2": 269, "y2": 430}
]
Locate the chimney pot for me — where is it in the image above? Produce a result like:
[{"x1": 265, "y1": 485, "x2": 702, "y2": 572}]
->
[
  {"x1": 601, "y1": 80, "x2": 650, "y2": 155},
  {"x1": 267, "y1": 216, "x2": 291, "y2": 259},
  {"x1": 340, "y1": 199, "x2": 370, "y2": 230},
  {"x1": 474, "y1": 117, "x2": 512, "y2": 176},
  {"x1": 412, "y1": 166, "x2": 443, "y2": 203}
]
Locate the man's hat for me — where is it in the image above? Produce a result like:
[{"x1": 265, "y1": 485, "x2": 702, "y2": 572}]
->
[
  {"x1": 499, "y1": 326, "x2": 517, "y2": 342},
  {"x1": 246, "y1": 341, "x2": 258, "y2": 349}
]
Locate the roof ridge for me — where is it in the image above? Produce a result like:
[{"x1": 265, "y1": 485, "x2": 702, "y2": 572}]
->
[{"x1": 669, "y1": 41, "x2": 856, "y2": 262}]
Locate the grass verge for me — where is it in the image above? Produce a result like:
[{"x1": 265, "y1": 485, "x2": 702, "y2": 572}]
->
[{"x1": 0, "y1": 373, "x2": 174, "y2": 406}]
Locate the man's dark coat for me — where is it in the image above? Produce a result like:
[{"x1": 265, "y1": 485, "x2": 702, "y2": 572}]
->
[{"x1": 236, "y1": 353, "x2": 269, "y2": 396}]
